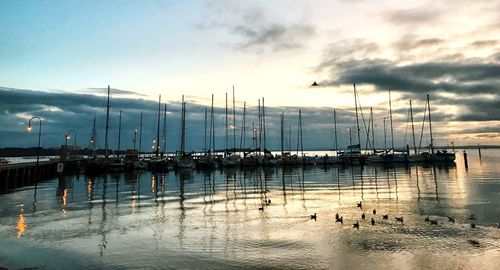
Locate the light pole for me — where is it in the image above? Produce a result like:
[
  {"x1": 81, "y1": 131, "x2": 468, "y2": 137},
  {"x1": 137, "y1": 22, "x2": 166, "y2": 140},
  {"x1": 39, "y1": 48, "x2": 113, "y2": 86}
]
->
[
  {"x1": 27, "y1": 117, "x2": 42, "y2": 180},
  {"x1": 66, "y1": 129, "x2": 77, "y2": 160}
]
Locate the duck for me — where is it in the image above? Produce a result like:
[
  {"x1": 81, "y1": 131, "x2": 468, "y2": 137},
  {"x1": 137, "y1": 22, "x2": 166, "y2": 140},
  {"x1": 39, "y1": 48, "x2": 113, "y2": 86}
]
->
[
  {"x1": 468, "y1": 239, "x2": 480, "y2": 247},
  {"x1": 258, "y1": 206, "x2": 264, "y2": 211},
  {"x1": 373, "y1": 209, "x2": 376, "y2": 215},
  {"x1": 335, "y1": 216, "x2": 343, "y2": 224},
  {"x1": 311, "y1": 81, "x2": 319, "y2": 87},
  {"x1": 335, "y1": 213, "x2": 340, "y2": 220},
  {"x1": 357, "y1": 201, "x2": 363, "y2": 209},
  {"x1": 471, "y1": 223, "x2": 476, "y2": 228},
  {"x1": 371, "y1": 218, "x2": 375, "y2": 226},
  {"x1": 361, "y1": 213, "x2": 366, "y2": 219},
  {"x1": 353, "y1": 221, "x2": 359, "y2": 230},
  {"x1": 430, "y1": 220, "x2": 438, "y2": 225},
  {"x1": 447, "y1": 216, "x2": 455, "y2": 223},
  {"x1": 267, "y1": 199, "x2": 271, "y2": 204},
  {"x1": 395, "y1": 217, "x2": 404, "y2": 223},
  {"x1": 382, "y1": 214, "x2": 389, "y2": 220},
  {"x1": 310, "y1": 213, "x2": 317, "y2": 221},
  {"x1": 424, "y1": 216, "x2": 430, "y2": 222}
]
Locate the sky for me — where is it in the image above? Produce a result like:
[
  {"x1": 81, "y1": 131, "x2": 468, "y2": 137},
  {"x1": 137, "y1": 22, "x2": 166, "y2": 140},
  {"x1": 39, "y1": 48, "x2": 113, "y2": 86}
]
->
[{"x1": 0, "y1": 0, "x2": 499, "y2": 150}]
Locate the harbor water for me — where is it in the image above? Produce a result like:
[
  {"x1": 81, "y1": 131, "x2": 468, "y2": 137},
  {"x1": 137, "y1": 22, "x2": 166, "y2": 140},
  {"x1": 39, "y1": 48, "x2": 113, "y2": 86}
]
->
[{"x1": 1, "y1": 150, "x2": 499, "y2": 269}]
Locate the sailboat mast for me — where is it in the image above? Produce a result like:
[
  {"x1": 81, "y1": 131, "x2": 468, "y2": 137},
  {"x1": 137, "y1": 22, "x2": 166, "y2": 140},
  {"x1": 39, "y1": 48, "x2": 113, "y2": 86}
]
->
[
  {"x1": 225, "y1": 92, "x2": 228, "y2": 151},
  {"x1": 139, "y1": 113, "x2": 143, "y2": 154},
  {"x1": 410, "y1": 100, "x2": 417, "y2": 154},
  {"x1": 90, "y1": 114, "x2": 97, "y2": 154},
  {"x1": 240, "y1": 101, "x2": 246, "y2": 149},
  {"x1": 163, "y1": 104, "x2": 167, "y2": 153},
  {"x1": 299, "y1": 109, "x2": 303, "y2": 156},
  {"x1": 383, "y1": 117, "x2": 387, "y2": 151},
  {"x1": 117, "y1": 110, "x2": 122, "y2": 158},
  {"x1": 233, "y1": 86, "x2": 236, "y2": 151},
  {"x1": 353, "y1": 84, "x2": 361, "y2": 147},
  {"x1": 209, "y1": 94, "x2": 214, "y2": 154},
  {"x1": 334, "y1": 110, "x2": 338, "y2": 155},
  {"x1": 371, "y1": 107, "x2": 375, "y2": 153},
  {"x1": 427, "y1": 94, "x2": 434, "y2": 154},
  {"x1": 280, "y1": 112, "x2": 284, "y2": 155},
  {"x1": 389, "y1": 90, "x2": 395, "y2": 153},
  {"x1": 104, "y1": 85, "x2": 110, "y2": 159},
  {"x1": 155, "y1": 94, "x2": 161, "y2": 157},
  {"x1": 180, "y1": 95, "x2": 185, "y2": 155},
  {"x1": 262, "y1": 97, "x2": 266, "y2": 150},
  {"x1": 204, "y1": 107, "x2": 207, "y2": 151},
  {"x1": 258, "y1": 99, "x2": 262, "y2": 154}
]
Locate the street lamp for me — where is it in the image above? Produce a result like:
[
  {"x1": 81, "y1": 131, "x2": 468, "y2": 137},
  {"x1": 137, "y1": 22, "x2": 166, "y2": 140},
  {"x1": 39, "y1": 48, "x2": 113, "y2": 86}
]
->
[
  {"x1": 66, "y1": 129, "x2": 77, "y2": 160},
  {"x1": 27, "y1": 117, "x2": 42, "y2": 180}
]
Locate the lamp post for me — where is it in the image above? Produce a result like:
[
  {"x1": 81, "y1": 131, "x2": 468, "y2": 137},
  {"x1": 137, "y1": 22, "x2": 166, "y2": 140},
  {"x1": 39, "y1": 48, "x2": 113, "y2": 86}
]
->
[
  {"x1": 27, "y1": 117, "x2": 42, "y2": 180},
  {"x1": 66, "y1": 129, "x2": 77, "y2": 160}
]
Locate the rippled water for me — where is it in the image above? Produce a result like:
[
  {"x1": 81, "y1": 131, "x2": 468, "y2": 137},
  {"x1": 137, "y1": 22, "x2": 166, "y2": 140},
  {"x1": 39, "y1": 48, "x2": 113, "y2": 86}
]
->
[{"x1": 1, "y1": 150, "x2": 499, "y2": 269}]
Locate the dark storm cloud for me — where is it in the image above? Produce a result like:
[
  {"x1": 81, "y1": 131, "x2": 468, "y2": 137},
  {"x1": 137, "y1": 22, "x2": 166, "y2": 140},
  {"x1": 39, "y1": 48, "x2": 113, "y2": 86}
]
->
[{"x1": 320, "y1": 59, "x2": 500, "y2": 95}]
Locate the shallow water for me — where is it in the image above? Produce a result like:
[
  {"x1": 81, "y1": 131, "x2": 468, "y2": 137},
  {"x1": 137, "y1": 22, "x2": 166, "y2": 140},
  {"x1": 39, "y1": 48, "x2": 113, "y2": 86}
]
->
[{"x1": 1, "y1": 150, "x2": 499, "y2": 269}]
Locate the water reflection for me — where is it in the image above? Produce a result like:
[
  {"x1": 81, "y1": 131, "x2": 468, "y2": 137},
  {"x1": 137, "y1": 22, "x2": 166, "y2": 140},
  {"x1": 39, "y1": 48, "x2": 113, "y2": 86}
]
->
[
  {"x1": 1, "y1": 151, "x2": 499, "y2": 269},
  {"x1": 16, "y1": 208, "x2": 27, "y2": 238}
]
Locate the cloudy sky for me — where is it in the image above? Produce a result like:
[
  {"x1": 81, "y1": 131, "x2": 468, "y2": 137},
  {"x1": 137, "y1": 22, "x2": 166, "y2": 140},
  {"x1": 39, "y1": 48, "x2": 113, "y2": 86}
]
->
[{"x1": 0, "y1": 0, "x2": 499, "y2": 150}]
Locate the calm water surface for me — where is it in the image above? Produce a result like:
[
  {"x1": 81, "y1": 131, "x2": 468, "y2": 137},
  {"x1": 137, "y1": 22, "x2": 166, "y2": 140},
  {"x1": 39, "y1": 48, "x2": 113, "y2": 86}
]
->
[{"x1": 1, "y1": 150, "x2": 499, "y2": 269}]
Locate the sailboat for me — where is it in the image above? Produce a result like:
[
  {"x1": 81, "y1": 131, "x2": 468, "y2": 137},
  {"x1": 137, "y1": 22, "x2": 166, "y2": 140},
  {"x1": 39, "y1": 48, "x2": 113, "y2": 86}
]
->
[
  {"x1": 339, "y1": 84, "x2": 366, "y2": 165},
  {"x1": 240, "y1": 102, "x2": 259, "y2": 167},
  {"x1": 197, "y1": 94, "x2": 218, "y2": 169},
  {"x1": 85, "y1": 85, "x2": 111, "y2": 175},
  {"x1": 409, "y1": 95, "x2": 455, "y2": 163},
  {"x1": 175, "y1": 95, "x2": 195, "y2": 169},
  {"x1": 367, "y1": 90, "x2": 408, "y2": 163},
  {"x1": 259, "y1": 97, "x2": 277, "y2": 166},
  {"x1": 277, "y1": 112, "x2": 299, "y2": 166},
  {"x1": 111, "y1": 110, "x2": 125, "y2": 171},
  {"x1": 324, "y1": 110, "x2": 344, "y2": 164},
  {"x1": 222, "y1": 88, "x2": 241, "y2": 167},
  {"x1": 297, "y1": 109, "x2": 317, "y2": 165},
  {"x1": 147, "y1": 95, "x2": 169, "y2": 171}
]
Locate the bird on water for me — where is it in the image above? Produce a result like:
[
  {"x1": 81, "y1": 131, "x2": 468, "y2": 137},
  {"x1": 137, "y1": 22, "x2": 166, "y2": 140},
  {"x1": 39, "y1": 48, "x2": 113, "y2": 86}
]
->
[
  {"x1": 335, "y1": 216, "x2": 343, "y2": 224},
  {"x1": 362, "y1": 213, "x2": 366, "y2": 219},
  {"x1": 373, "y1": 209, "x2": 376, "y2": 215},
  {"x1": 382, "y1": 214, "x2": 389, "y2": 220},
  {"x1": 310, "y1": 213, "x2": 317, "y2": 220},
  {"x1": 371, "y1": 218, "x2": 375, "y2": 226},
  {"x1": 395, "y1": 217, "x2": 404, "y2": 223},
  {"x1": 357, "y1": 201, "x2": 363, "y2": 209},
  {"x1": 353, "y1": 221, "x2": 360, "y2": 230}
]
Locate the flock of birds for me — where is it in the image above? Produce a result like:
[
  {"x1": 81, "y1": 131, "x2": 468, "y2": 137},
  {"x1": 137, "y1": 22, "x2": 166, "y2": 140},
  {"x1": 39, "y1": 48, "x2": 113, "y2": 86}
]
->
[{"x1": 259, "y1": 200, "x2": 500, "y2": 231}]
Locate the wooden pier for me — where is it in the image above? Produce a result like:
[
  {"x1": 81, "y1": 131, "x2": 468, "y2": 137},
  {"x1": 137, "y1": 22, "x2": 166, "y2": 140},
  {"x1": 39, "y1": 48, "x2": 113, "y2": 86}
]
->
[{"x1": 0, "y1": 159, "x2": 83, "y2": 190}]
